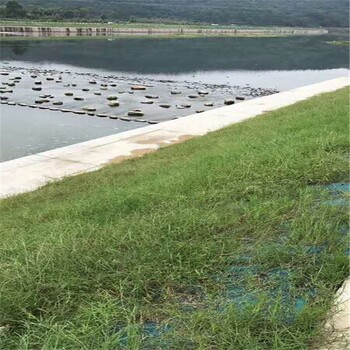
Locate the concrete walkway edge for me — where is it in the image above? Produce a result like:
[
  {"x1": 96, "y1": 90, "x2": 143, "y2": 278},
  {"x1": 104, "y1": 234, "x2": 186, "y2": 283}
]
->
[{"x1": 321, "y1": 278, "x2": 350, "y2": 349}]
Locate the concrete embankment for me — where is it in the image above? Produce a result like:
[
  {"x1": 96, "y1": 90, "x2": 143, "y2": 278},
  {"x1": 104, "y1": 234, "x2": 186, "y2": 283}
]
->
[{"x1": 0, "y1": 26, "x2": 329, "y2": 37}]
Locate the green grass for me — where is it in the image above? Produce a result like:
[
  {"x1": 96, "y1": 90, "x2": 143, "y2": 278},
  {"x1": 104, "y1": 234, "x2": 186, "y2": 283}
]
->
[
  {"x1": 0, "y1": 20, "x2": 310, "y2": 30},
  {"x1": 0, "y1": 88, "x2": 349, "y2": 349}
]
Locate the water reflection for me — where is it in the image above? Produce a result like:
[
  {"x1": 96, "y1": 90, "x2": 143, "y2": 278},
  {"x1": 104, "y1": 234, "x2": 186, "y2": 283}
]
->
[
  {"x1": 11, "y1": 42, "x2": 28, "y2": 55},
  {"x1": 0, "y1": 36, "x2": 348, "y2": 74}
]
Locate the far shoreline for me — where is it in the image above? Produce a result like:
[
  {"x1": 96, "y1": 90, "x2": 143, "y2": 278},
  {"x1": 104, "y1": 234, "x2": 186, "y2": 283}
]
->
[{"x1": 0, "y1": 20, "x2": 329, "y2": 39}]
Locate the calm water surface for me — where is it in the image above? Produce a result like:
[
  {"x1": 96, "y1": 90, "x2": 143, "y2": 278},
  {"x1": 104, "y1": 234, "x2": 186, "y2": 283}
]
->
[{"x1": 0, "y1": 36, "x2": 349, "y2": 161}]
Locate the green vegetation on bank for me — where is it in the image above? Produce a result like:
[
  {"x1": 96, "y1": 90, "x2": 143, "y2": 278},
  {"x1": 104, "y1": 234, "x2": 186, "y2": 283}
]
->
[
  {"x1": 0, "y1": 88, "x2": 349, "y2": 349},
  {"x1": 0, "y1": 0, "x2": 348, "y2": 28},
  {"x1": 0, "y1": 19, "x2": 320, "y2": 31}
]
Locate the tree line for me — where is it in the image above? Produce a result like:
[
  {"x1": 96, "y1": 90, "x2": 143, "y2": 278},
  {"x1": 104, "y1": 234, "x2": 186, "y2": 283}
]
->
[{"x1": 0, "y1": 0, "x2": 348, "y2": 27}]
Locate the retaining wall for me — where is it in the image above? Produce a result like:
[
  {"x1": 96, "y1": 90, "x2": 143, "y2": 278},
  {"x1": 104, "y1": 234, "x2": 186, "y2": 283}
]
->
[{"x1": 0, "y1": 26, "x2": 329, "y2": 37}]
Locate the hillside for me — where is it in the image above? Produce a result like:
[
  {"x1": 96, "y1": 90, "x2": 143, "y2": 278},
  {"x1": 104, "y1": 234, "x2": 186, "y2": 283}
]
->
[{"x1": 1, "y1": 0, "x2": 349, "y2": 27}]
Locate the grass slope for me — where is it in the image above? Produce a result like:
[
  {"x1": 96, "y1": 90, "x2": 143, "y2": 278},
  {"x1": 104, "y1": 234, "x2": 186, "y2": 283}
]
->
[{"x1": 0, "y1": 88, "x2": 349, "y2": 349}]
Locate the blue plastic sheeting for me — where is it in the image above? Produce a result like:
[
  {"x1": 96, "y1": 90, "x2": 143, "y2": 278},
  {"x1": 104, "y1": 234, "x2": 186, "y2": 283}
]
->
[
  {"x1": 321, "y1": 183, "x2": 349, "y2": 264},
  {"x1": 323, "y1": 183, "x2": 350, "y2": 206},
  {"x1": 116, "y1": 322, "x2": 172, "y2": 348},
  {"x1": 143, "y1": 322, "x2": 172, "y2": 337},
  {"x1": 221, "y1": 264, "x2": 314, "y2": 322},
  {"x1": 325, "y1": 183, "x2": 350, "y2": 193},
  {"x1": 115, "y1": 183, "x2": 349, "y2": 345},
  {"x1": 218, "y1": 183, "x2": 349, "y2": 320},
  {"x1": 326, "y1": 198, "x2": 349, "y2": 206},
  {"x1": 339, "y1": 226, "x2": 349, "y2": 235},
  {"x1": 306, "y1": 245, "x2": 327, "y2": 254}
]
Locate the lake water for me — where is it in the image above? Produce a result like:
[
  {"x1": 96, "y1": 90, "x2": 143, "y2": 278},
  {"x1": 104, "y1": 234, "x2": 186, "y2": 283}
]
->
[{"x1": 0, "y1": 36, "x2": 349, "y2": 162}]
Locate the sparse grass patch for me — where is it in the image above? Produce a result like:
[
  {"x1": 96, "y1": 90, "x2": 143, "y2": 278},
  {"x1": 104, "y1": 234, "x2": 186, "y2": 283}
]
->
[{"x1": 0, "y1": 88, "x2": 349, "y2": 349}]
